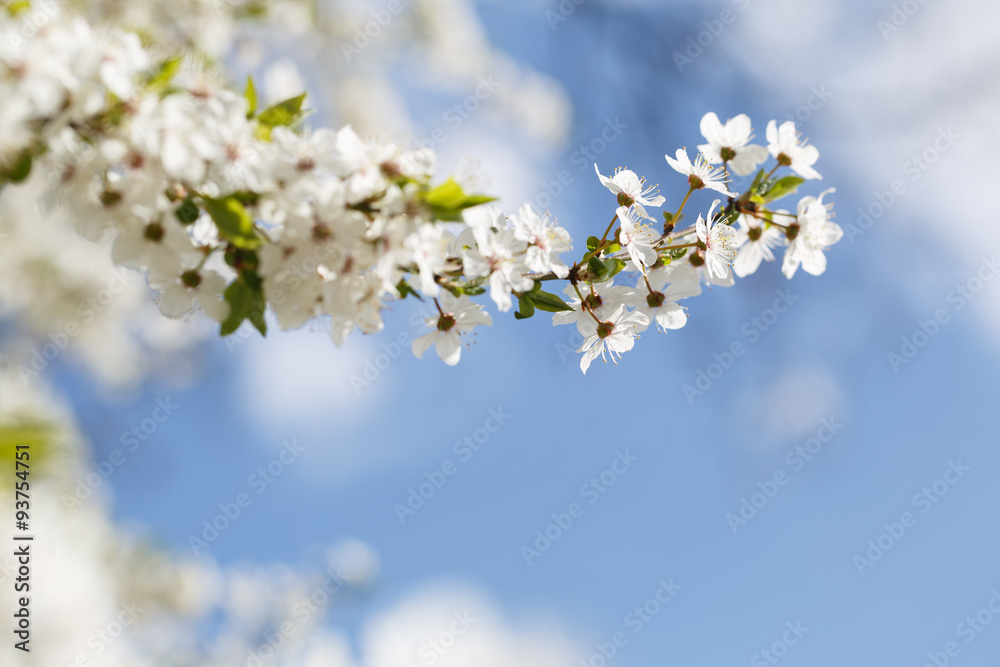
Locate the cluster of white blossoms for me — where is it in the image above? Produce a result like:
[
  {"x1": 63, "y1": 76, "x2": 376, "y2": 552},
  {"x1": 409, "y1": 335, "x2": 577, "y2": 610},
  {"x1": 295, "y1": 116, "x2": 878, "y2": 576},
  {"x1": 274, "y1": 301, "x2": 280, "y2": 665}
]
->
[{"x1": 0, "y1": 8, "x2": 842, "y2": 376}]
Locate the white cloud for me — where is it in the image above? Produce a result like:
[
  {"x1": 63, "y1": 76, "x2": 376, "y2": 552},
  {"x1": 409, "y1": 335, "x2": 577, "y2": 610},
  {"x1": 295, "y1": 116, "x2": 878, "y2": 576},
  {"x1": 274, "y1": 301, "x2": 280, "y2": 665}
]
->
[
  {"x1": 360, "y1": 583, "x2": 578, "y2": 667},
  {"x1": 735, "y1": 365, "x2": 845, "y2": 453}
]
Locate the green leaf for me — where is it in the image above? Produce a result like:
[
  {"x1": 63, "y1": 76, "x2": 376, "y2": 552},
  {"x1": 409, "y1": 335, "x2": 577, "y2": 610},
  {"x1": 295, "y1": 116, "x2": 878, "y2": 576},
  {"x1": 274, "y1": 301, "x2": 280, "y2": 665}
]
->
[
  {"x1": 244, "y1": 75, "x2": 257, "y2": 119},
  {"x1": 603, "y1": 258, "x2": 626, "y2": 280},
  {"x1": 174, "y1": 198, "x2": 200, "y2": 225},
  {"x1": 422, "y1": 179, "x2": 465, "y2": 209},
  {"x1": 586, "y1": 236, "x2": 600, "y2": 252},
  {"x1": 664, "y1": 246, "x2": 688, "y2": 261},
  {"x1": 220, "y1": 281, "x2": 251, "y2": 336},
  {"x1": 396, "y1": 278, "x2": 424, "y2": 301},
  {"x1": 204, "y1": 196, "x2": 260, "y2": 249},
  {"x1": 248, "y1": 290, "x2": 267, "y2": 336},
  {"x1": 513, "y1": 294, "x2": 535, "y2": 320},
  {"x1": 760, "y1": 175, "x2": 805, "y2": 203},
  {"x1": 145, "y1": 56, "x2": 182, "y2": 91},
  {"x1": 421, "y1": 178, "x2": 498, "y2": 222},
  {"x1": 254, "y1": 93, "x2": 308, "y2": 140},
  {"x1": 221, "y1": 275, "x2": 267, "y2": 336},
  {"x1": 5, "y1": 1, "x2": 31, "y2": 17},
  {"x1": 526, "y1": 289, "x2": 574, "y2": 313},
  {"x1": 749, "y1": 168, "x2": 767, "y2": 194}
]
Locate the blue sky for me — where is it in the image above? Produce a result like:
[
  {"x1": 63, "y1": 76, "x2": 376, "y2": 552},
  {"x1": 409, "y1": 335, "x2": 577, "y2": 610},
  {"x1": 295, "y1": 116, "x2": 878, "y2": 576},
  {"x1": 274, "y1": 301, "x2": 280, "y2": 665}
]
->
[{"x1": 57, "y1": 0, "x2": 1000, "y2": 664}]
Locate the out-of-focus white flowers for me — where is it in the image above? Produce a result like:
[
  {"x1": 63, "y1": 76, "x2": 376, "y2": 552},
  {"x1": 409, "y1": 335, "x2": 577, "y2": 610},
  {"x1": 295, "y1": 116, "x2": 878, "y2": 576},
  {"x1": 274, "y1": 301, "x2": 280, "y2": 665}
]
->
[{"x1": 0, "y1": 7, "x2": 841, "y2": 377}]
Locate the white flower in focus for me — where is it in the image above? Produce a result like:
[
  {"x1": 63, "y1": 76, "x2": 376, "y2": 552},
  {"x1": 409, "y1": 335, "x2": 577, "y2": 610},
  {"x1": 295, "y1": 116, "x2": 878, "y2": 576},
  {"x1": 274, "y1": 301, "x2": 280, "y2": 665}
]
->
[
  {"x1": 412, "y1": 292, "x2": 492, "y2": 366},
  {"x1": 695, "y1": 200, "x2": 736, "y2": 280},
  {"x1": 665, "y1": 148, "x2": 736, "y2": 197},
  {"x1": 616, "y1": 205, "x2": 658, "y2": 270},
  {"x1": 733, "y1": 214, "x2": 785, "y2": 277},
  {"x1": 594, "y1": 164, "x2": 665, "y2": 219},
  {"x1": 509, "y1": 203, "x2": 572, "y2": 278},
  {"x1": 766, "y1": 120, "x2": 821, "y2": 180},
  {"x1": 626, "y1": 263, "x2": 701, "y2": 333},
  {"x1": 698, "y1": 112, "x2": 769, "y2": 177},
  {"x1": 577, "y1": 304, "x2": 648, "y2": 374},
  {"x1": 552, "y1": 279, "x2": 635, "y2": 335},
  {"x1": 782, "y1": 188, "x2": 842, "y2": 278}
]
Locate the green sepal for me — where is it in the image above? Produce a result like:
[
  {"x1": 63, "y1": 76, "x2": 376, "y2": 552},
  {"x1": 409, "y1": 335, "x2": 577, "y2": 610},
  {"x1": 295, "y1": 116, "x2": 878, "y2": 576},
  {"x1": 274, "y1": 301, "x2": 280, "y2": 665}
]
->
[{"x1": 396, "y1": 278, "x2": 424, "y2": 301}]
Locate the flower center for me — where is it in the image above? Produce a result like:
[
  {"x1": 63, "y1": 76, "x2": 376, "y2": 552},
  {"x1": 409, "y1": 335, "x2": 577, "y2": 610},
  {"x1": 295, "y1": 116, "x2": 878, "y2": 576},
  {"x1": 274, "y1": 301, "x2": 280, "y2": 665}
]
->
[
  {"x1": 312, "y1": 222, "x2": 332, "y2": 243},
  {"x1": 785, "y1": 223, "x2": 801, "y2": 241},
  {"x1": 748, "y1": 226, "x2": 763, "y2": 242},
  {"x1": 689, "y1": 252, "x2": 705, "y2": 267},
  {"x1": 777, "y1": 153, "x2": 792, "y2": 167},
  {"x1": 596, "y1": 321, "x2": 615, "y2": 339},
  {"x1": 181, "y1": 270, "x2": 201, "y2": 288},
  {"x1": 144, "y1": 222, "x2": 164, "y2": 242},
  {"x1": 720, "y1": 146, "x2": 737, "y2": 162},
  {"x1": 617, "y1": 192, "x2": 635, "y2": 207},
  {"x1": 100, "y1": 190, "x2": 122, "y2": 207},
  {"x1": 688, "y1": 174, "x2": 705, "y2": 189},
  {"x1": 584, "y1": 293, "x2": 603, "y2": 310},
  {"x1": 646, "y1": 291, "x2": 665, "y2": 308}
]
